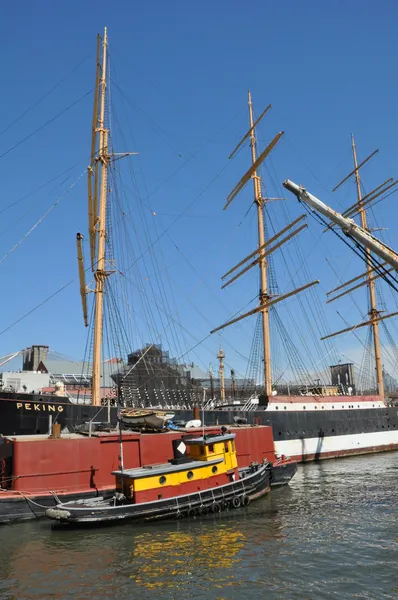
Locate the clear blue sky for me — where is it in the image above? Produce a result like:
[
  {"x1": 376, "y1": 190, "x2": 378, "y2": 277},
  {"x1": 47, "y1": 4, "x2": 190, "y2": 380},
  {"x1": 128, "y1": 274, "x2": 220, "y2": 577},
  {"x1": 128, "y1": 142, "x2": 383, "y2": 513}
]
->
[{"x1": 1, "y1": 1, "x2": 398, "y2": 382}]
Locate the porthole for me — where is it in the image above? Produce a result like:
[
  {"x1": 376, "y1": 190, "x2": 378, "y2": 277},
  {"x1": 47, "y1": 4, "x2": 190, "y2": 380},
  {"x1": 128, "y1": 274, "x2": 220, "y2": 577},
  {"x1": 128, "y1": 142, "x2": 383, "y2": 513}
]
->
[
  {"x1": 276, "y1": 406, "x2": 279, "y2": 410},
  {"x1": 315, "y1": 406, "x2": 317, "y2": 409},
  {"x1": 303, "y1": 406, "x2": 306, "y2": 410},
  {"x1": 322, "y1": 406, "x2": 324, "y2": 409},
  {"x1": 159, "y1": 475, "x2": 167, "y2": 485},
  {"x1": 211, "y1": 466, "x2": 218, "y2": 474},
  {"x1": 332, "y1": 406, "x2": 334, "y2": 409},
  {"x1": 284, "y1": 406, "x2": 287, "y2": 410},
  {"x1": 187, "y1": 471, "x2": 194, "y2": 479}
]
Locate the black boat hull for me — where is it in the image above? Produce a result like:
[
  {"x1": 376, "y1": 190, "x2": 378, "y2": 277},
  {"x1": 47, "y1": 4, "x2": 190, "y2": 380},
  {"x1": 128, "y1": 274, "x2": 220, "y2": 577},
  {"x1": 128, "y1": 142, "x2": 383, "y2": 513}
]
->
[
  {"x1": 0, "y1": 489, "x2": 115, "y2": 525},
  {"x1": 46, "y1": 463, "x2": 270, "y2": 525}
]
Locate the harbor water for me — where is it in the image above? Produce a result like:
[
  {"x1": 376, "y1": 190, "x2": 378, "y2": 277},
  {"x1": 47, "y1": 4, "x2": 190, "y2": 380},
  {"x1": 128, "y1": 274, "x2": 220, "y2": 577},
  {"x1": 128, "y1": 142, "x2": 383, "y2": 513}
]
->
[{"x1": 0, "y1": 452, "x2": 396, "y2": 599}]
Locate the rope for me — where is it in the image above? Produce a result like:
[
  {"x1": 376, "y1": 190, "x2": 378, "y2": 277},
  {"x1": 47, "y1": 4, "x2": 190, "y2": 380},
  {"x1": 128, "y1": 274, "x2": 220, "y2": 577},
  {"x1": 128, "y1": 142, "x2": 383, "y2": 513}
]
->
[
  {"x1": 0, "y1": 89, "x2": 92, "y2": 160},
  {"x1": 0, "y1": 168, "x2": 87, "y2": 266}
]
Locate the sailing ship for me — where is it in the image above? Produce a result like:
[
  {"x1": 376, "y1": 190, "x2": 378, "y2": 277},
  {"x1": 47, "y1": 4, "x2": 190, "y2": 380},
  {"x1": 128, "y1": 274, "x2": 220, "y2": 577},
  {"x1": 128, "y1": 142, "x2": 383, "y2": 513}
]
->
[
  {"x1": 0, "y1": 31, "x2": 397, "y2": 463},
  {"x1": 191, "y1": 111, "x2": 398, "y2": 461}
]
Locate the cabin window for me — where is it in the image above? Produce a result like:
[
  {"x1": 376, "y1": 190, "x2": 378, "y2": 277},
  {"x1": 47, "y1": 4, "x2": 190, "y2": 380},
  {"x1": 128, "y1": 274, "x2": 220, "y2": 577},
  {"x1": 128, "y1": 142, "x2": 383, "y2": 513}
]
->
[
  {"x1": 212, "y1": 466, "x2": 218, "y2": 474},
  {"x1": 159, "y1": 476, "x2": 167, "y2": 485},
  {"x1": 187, "y1": 471, "x2": 194, "y2": 480},
  {"x1": 209, "y1": 444, "x2": 214, "y2": 453},
  {"x1": 224, "y1": 443, "x2": 229, "y2": 452}
]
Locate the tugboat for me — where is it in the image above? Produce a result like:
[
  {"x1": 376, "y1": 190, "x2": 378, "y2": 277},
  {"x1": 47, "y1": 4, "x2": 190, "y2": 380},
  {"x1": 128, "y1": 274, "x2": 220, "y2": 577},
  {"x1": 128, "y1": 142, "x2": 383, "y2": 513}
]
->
[{"x1": 46, "y1": 430, "x2": 271, "y2": 525}]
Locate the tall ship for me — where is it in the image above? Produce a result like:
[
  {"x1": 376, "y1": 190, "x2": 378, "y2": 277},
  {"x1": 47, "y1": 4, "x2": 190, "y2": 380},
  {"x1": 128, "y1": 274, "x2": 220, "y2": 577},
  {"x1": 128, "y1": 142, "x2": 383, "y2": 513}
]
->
[{"x1": 0, "y1": 32, "x2": 397, "y2": 461}]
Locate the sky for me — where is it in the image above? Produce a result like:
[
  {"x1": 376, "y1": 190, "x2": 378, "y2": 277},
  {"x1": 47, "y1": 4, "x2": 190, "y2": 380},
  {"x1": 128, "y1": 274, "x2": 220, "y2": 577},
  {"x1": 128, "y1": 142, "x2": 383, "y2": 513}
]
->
[{"x1": 1, "y1": 1, "x2": 398, "y2": 383}]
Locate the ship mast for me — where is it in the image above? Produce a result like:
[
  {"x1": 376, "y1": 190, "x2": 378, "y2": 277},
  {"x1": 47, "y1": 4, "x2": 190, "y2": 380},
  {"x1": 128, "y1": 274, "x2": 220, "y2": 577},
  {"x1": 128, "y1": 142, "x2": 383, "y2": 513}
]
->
[
  {"x1": 248, "y1": 92, "x2": 272, "y2": 397},
  {"x1": 210, "y1": 93, "x2": 318, "y2": 403},
  {"x1": 351, "y1": 135, "x2": 384, "y2": 398},
  {"x1": 91, "y1": 27, "x2": 110, "y2": 406},
  {"x1": 77, "y1": 29, "x2": 136, "y2": 407},
  {"x1": 217, "y1": 347, "x2": 226, "y2": 403}
]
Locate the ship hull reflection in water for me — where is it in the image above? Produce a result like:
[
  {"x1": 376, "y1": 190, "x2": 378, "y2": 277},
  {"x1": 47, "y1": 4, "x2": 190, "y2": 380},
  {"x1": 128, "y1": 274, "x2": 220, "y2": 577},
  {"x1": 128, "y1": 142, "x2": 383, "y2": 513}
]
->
[{"x1": 1, "y1": 453, "x2": 396, "y2": 599}]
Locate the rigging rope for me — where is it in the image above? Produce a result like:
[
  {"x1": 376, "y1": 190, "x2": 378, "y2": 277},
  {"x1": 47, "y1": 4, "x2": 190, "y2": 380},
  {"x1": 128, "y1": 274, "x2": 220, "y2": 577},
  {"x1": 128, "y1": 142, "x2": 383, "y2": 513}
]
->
[
  {"x1": 0, "y1": 90, "x2": 92, "y2": 160},
  {"x1": 0, "y1": 169, "x2": 87, "y2": 266}
]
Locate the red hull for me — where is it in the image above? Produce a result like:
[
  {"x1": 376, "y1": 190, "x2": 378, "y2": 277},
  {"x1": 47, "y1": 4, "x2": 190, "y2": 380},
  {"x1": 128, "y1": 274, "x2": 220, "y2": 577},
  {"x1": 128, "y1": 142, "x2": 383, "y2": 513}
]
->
[{"x1": 0, "y1": 426, "x2": 276, "y2": 502}]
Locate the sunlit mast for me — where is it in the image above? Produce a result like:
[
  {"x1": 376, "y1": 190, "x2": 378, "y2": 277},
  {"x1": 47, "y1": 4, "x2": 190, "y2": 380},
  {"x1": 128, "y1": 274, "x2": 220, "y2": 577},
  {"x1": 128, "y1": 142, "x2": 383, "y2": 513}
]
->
[
  {"x1": 211, "y1": 92, "x2": 318, "y2": 402},
  {"x1": 247, "y1": 92, "x2": 272, "y2": 396},
  {"x1": 217, "y1": 347, "x2": 226, "y2": 403},
  {"x1": 77, "y1": 28, "x2": 135, "y2": 406},
  {"x1": 351, "y1": 135, "x2": 384, "y2": 398}
]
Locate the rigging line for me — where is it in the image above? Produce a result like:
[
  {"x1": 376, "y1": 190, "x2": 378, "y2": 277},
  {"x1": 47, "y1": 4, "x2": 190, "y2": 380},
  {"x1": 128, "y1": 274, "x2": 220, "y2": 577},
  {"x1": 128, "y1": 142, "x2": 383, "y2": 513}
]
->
[
  {"x1": 284, "y1": 138, "x2": 348, "y2": 208},
  {"x1": 119, "y1": 260, "x2": 255, "y2": 367},
  {"x1": 121, "y1": 160, "x2": 232, "y2": 276},
  {"x1": 0, "y1": 168, "x2": 87, "y2": 266},
  {"x1": 301, "y1": 202, "x2": 398, "y2": 291},
  {"x1": 0, "y1": 173, "x2": 74, "y2": 239},
  {"x1": 0, "y1": 163, "x2": 80, "y2": 216},
  {"x1": 0, "y1": 89, "x2": 92, "y2": 160},
  {"x1": 0, "y1": 278, "x2": 75, "y2": 338},
  {"x1": 122, "y1": 111, "x2": 243, "y2": 209},
  {"x1": 110, "y1": 75, "x2": 183, "y2": 157},
  {"x1": 0, "y1": 54, "x2": 91, "y2": 138},
  {"x1": 111, "y1": 105, "x2": 193, "y2": 360}
]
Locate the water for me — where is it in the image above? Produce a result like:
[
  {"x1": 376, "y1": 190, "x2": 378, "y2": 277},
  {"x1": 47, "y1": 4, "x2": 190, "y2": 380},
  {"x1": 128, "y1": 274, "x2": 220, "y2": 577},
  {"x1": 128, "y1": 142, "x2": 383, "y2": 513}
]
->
[{"x1": 0, "y1": 453, "x2": 396, "y2": 600}]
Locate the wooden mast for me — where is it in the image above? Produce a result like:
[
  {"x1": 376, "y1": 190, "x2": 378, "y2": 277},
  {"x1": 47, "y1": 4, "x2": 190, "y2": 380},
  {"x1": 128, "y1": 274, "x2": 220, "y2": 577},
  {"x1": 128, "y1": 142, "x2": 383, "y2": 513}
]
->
[
  {"x1": 92, "y1": 27, "x2": 110, "y2": 407},
  {"x1": 211, "y1": 95, "x2": 319, "y2": 404},
  {"x1": 248, "y1": 91, "x2": 272, "y2": 397},
  {"x1": 351, "y1": 135, "x2": 384, "y2": 399},
  {"x1": 217, "y1": 347, "x2": 226, "y2": 403}
]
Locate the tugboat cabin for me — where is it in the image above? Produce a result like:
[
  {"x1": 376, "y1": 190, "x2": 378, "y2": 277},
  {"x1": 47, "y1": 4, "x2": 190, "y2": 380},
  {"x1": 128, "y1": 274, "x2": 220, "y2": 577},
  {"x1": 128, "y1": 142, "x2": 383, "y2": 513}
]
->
[{"x1": 113, "y1": 432, "x2": 239, "y2": 504}]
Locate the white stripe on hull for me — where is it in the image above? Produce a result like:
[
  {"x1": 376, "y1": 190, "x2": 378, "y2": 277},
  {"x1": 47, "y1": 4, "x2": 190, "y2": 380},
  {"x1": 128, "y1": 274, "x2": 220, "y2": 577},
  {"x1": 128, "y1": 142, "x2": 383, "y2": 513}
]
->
[{"x1": 274, "y1": 430, "x2": 398, "y2": 461}]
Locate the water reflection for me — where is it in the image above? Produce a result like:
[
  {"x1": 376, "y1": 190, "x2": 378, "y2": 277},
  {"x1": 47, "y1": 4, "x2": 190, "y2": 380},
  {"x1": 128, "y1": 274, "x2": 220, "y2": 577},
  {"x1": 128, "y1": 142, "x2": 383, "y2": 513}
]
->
[
  {"x1": 0, "y1": 453, "x2": 396, "y2": 600},
  {"x1": 129, "y1": 525, "x2": 246, "y2": 591}
]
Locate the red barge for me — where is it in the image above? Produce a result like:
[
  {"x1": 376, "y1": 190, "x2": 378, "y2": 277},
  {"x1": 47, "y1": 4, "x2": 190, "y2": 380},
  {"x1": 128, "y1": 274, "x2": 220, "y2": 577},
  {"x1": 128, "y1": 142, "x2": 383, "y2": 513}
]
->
[{"x1": 0, "y1": 425, "x2": 296, "y2": 524}]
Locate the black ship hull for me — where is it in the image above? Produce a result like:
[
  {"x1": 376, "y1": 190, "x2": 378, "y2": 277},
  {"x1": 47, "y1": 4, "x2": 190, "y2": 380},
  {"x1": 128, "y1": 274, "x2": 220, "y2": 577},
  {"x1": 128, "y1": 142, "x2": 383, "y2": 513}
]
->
[
  {"x1": 0, "y1": 394, "x2": 397, "y2": 462},
  {"x1": 45, "y1": 462, "x2": 270, "y2": 525}
]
